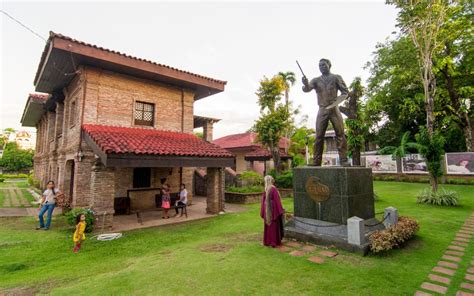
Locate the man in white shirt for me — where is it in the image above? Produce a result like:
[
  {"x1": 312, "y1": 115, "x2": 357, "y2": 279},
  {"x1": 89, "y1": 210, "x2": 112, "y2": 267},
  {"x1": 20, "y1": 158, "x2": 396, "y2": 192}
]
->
[{"x1": 175, "y1": 184, "x2": 188, "y2": 217}]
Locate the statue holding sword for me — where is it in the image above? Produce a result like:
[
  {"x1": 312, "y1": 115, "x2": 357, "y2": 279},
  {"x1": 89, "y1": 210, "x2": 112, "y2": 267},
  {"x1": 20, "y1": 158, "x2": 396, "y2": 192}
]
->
[{"x1": 298, "y1": 58, "x2": 350, "y2": 166}]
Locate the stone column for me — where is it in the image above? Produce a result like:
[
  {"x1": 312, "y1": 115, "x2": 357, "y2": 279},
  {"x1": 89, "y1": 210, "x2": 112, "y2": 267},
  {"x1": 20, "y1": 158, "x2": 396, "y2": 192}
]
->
[
  {"x1": 89, "y1": 158, "x2": 115, "y2": 230},
  {"x1": 206, "y1": 167, "x2": 225, "y2": 214},
  {"x1": 72, "y1": 153, "x2": 94, "y2": 207},
  {"x1": 203, "y1": 122, "x2": 214, "y2": 142}
]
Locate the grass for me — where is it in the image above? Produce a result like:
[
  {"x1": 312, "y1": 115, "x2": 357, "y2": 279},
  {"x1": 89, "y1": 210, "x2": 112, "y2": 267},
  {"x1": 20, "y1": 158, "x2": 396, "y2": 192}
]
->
[{"x1": 0, "y1": 181, "x2": 473, "y2": 295}]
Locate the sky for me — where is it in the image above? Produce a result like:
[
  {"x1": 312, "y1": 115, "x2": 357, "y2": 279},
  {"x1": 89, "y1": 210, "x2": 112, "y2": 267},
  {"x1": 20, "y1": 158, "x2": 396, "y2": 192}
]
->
[{"x1": 0, "y1": 0, "x2": 398, "y2": 140}]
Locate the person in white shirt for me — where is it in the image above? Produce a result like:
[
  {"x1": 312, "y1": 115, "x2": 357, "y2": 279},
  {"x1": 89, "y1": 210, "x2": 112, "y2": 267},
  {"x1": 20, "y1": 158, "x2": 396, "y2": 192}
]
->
[
  {"x1": 36, "y1": 180, "x2": 63, "y2": 230},
  {"x1": 175, "y1": 184, "x2": 188, "y2": 217}
]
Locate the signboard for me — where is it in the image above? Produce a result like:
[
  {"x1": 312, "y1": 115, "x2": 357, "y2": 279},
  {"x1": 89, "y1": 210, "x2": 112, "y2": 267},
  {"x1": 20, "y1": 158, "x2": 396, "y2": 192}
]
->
[
  {"x1": 402, "y1": 154, "x2": 428, "y2": 174},
  {"x1": 446, "y1": 152, "x2": 474, "y2": 175},
  {"x1": 322, "y1": 154, "x2": 338, "y2": 166},
  {"x1": 365, "y1": 155, "x2": 397, "y2": 173}
]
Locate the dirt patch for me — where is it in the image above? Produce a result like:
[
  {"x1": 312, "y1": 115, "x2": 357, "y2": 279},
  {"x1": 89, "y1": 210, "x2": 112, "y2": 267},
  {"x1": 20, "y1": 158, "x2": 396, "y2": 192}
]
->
[
  {"x1": 224, "y1": 232, "x2": 261, "y2": 243},
  {"x1": 0, "y1": 287, "x2": 37, "y2": 296},
  {"x1": 199, "y1": 243, "x2": 233, "y2": 253},
  {"x1": 400, "y1": 237, "x2": 423, "y2": 251},
  {"x1": 0, "y1": 240, "x2": 31, "y2": 249},
  {"x1": 333, "y1": 254, "x2": 376, "y2": 267}
]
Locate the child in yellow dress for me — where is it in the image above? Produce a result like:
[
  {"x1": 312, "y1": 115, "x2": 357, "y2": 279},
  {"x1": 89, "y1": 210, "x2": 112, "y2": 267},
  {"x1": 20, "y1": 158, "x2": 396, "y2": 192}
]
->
[{"x1": 73, "y1": 214, "x2": 86, "y2": 253}]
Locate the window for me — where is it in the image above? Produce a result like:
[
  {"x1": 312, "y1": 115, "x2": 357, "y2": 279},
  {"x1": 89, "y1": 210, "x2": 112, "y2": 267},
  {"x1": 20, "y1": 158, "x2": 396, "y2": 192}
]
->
[
  {"x1": 133, "y1": 168, "x2": 151, "y2": 188},
  {"x1": 134, "y1": 101, "x2": 154, "y2": 126},
  {"x1": 69, "y1": 100, "x2": 77, "y2": 126}
]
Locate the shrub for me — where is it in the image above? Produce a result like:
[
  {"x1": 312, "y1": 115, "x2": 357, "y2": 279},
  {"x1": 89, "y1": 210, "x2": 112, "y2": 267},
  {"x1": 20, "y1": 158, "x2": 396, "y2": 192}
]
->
[
  {"x1": 65, "y1": 208, "x2": 95, "y2": 233},
  {"x1": 238, "y1": 171, "x2": 264, "y2": 186},
  {"x1": 27, "y1": 174, "x2": 41, "y2": 189},
  {"x1": 226, "y1": 186, "x2": 263, "y2": 194},
  {"x1": 369, "y1": 216, "x2": 419, "y2": 253},
  {"x1": 417, "y1": 188, "x2": 459, "y2": 206},
  {"x1": 1, "y1": 173, "x2": 29, "y2": 179},
  {"x1": 0, "y1": 178, "x2": 4, "y2": 183},
  {"x1": 274, "y1": 170, "x2": 293, "y2": 188}
]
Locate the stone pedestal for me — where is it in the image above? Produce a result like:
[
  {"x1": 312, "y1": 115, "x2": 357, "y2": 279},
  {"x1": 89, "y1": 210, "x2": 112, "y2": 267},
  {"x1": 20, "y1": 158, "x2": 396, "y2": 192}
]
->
[
  {"x1": 285, "y1": 166, "x2": 383, "y2": 255},
  {"x1": 293, "y1": 167, "x2": 375, "y2": 224}
]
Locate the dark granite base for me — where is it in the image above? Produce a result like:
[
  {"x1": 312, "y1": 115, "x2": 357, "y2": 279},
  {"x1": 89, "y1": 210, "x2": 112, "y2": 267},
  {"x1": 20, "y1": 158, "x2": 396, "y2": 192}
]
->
[
  {"x1": 288, "y1": 166, "x2": 380, "y2": 254},
  {"x1": 293, "y1": 166, "x2": 375, "y2": 224},
  {"x1": 285, "y1": 217, "x2": 384, "y2": 255}
]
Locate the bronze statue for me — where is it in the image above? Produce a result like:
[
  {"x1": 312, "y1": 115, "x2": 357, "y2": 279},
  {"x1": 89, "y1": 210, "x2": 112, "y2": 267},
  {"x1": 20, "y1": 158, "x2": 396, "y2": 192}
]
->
[{"x1": 301, "y1": 59, "x2": 350, "y2": 166}]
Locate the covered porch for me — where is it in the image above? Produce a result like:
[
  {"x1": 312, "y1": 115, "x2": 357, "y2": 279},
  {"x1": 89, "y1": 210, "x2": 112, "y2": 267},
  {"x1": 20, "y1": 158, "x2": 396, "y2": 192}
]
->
[{"x1": 82, "y1": 124, "x2": 235, "y2": 229}]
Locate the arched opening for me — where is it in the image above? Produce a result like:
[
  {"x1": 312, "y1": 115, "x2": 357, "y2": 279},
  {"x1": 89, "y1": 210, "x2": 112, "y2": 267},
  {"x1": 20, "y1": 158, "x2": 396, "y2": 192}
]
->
[{"x1": 64, "y1": 160, "x2": 75, "y2": 205}]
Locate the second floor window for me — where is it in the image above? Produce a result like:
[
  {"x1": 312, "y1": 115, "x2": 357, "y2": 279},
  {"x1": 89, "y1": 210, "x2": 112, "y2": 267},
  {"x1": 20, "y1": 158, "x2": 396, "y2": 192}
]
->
[
  {"x1": 134, "y1": 101, "x2": 154, "y2": 126},
  {"x1": 69, "y1": 100, "x2": 77, "y2": 126}
]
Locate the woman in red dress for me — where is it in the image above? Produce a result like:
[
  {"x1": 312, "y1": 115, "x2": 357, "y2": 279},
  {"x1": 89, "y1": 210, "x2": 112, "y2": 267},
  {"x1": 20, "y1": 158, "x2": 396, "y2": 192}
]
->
[{"x1": 260, "y1": 175, "x2": 285, "y2": 247}]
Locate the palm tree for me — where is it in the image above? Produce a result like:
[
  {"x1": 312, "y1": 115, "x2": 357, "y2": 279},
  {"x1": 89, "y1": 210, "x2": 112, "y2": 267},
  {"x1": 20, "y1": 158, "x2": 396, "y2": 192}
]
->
[
  {"x1": 278, "y1": 71, "x2": 296, "y2": 111},
  {"x1": 1, "y1": 128, "x2": 16, "y2": 151},
  {"x1": 278, "y1": 72, "x2": 296, "y2": 153},
  {"x1": 378, "y1": 131, "x2": 420, "y2": 159}
]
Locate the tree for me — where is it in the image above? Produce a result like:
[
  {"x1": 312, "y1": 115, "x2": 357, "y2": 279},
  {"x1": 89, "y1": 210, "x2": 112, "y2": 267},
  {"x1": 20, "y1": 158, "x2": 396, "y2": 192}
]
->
[
  {"x1": 365, "y1": 36, "x2": 427, "y2": 148},
  {"x1": 435, "y1": 1, "x2": 474, "y2": 151},
  {"x1": 1, "y1": 128, "x2": 16, "y2": 151},
  {"x1": 365, "y1": 34, "x2": 470, "y2": 153},
  {"x1": 278, "y1": 71, "x2": 296, "y2": 111},
  {"x1": 378, "y1": 131, "x2": 420, "y2": 158},
  {"x1": 254, "y1": 75, "x2": 292, "y2": 174},
  {"x1": 289, "y1": 126, "x2": 315, "y2": 167},
  {"x1": 415, "y1": 127, "x2": 445, "y2": 191},
  {"x1": 278, "y1": 71, "x2": 297, "y2": 153},
  {"x1": 0, "y1": 142, "x2": 34, "y2": 172},
  {"x1": 387, "y1": 0, "x2": 460, "y2": 192},
  {"x1": 388, "y1": 0, "x2": 449, "y2": 136},
  {"x1": 340, "y1": 77, "x2": 366, "y2": 165}
]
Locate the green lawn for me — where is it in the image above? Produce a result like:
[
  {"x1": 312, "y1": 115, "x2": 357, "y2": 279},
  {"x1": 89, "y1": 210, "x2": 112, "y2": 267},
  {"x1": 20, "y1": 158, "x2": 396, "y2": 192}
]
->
[{"x1": 0, "y1": 181, "x2": 473, "y2": 295}]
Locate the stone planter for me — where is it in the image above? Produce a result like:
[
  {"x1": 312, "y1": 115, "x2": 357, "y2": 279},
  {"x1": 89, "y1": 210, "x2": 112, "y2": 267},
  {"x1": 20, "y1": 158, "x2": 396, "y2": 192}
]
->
[
  {"x1": 225, "y1": 192, "x2": 261, "y2": 204},
  {"x1": 278, "y1": 188, "x2": 293, "y2": 198}
]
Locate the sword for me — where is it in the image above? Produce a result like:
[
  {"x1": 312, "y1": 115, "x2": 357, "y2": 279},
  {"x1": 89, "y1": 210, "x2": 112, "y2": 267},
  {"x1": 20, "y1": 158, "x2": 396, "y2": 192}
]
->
[
  {"x1": 325, "y1": 94, "x2": 349, "y2": 110},
  {"x1": 296, "y1": 60, "x2": 307, "y2": 78}
]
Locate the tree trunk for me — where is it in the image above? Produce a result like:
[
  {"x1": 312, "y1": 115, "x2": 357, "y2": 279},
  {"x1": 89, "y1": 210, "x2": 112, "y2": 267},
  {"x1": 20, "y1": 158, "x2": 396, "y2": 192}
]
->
[
  {"x1": 352, "y1": 146, "x2": 361, "y2": 166},
  {"x1": 271, "y1": 145, "x2": 281, "y2": 174},
  {"x1": 465, "y1": 118, "x2": 474, "y2": 152},
  {"x1": 430, "y1": 173, "x2": 439, "y2": 192}
]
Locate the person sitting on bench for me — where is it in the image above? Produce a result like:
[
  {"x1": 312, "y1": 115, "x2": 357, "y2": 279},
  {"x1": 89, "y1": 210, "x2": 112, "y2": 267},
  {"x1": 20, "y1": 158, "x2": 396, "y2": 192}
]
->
[{"x1": 175, "y1": 183, "x2": 188, "y2": 217}]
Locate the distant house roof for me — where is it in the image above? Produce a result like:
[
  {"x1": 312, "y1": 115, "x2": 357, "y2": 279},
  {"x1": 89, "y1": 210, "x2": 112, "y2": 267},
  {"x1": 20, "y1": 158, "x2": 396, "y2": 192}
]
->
[
  {"x1": 212, "y1": 132, "x2": 289, "y2": 150},
  {"x1": 82, "y1": 124, "x2": 234, "y2": 168},
  {"x1": 20, "y1": 93, "x2": 50, "y2": 127},
  {"x1": 244, "y1": 147, "x2": 291, "y2": 161},
  {"x1": 34, "y1": 32, "x2": 226, "y2": 100}
]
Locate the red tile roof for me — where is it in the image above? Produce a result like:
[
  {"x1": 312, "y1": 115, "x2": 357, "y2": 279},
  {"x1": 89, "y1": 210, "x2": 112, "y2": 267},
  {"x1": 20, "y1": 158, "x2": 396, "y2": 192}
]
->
[
  {"x1": 35, "y1": 32, "x2": 226, "y2": 86},
  {"x1": 28, "y1": 93, "x2": 49, "y2": 103},
  {"x1": 82, "y1": 124, "x2": 234, "y2": 158},
  {"x1": 244, "y1": 147, "x2": 291, "y2": 160},
  {"x1": 212, "y1": 132, "x2": 290, "y2": 150}
]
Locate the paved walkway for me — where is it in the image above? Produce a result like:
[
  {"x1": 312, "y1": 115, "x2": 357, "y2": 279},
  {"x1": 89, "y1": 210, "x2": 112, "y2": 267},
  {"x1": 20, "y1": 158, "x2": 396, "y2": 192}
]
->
[
  {"x1": 112, "y1": 196, "x2": 246, "y2": 232},
  {"x1": 274, "y1": 239, "x2": 339, "y2": 265},
  {"x1": 0, "y1": 187, "x2": 33, "y2": 207},
  {"x1": 415, "y1": 212, "x2": 474, "y2": 295},
  {"x1": 0, "y1": 207, "x2": 63, "y2": 217}
]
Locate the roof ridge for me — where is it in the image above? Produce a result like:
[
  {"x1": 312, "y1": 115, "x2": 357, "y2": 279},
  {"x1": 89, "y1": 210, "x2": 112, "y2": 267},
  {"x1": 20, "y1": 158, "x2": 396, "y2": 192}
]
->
[{"x1": 49, "y1": 31, "x2": 226, "y2": 85}]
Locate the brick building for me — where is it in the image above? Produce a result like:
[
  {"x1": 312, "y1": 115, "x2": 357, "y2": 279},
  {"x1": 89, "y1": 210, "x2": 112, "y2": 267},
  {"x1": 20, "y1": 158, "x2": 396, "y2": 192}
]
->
[
  {"x1": 20, "y1": 32, "x2": 234, "y2": 228},
  {"x1": 213, "y1": 132, "x2": 291, "y2": 175}
]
